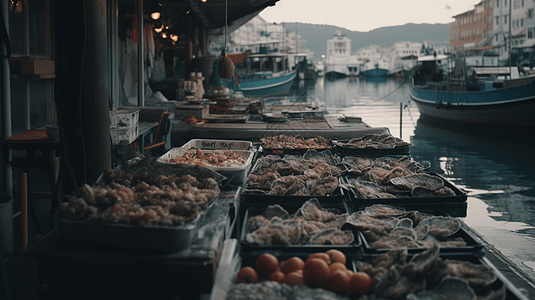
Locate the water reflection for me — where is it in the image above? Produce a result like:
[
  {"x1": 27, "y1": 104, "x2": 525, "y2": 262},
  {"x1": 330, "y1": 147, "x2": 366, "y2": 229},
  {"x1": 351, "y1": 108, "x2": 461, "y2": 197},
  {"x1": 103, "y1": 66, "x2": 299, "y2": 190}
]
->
[
  {"x1": 410, "y1": 118, "x2": 535, "y2": 234},
  {"x1": 291, "y1": 76, "x2": 535, "y2": 276}
]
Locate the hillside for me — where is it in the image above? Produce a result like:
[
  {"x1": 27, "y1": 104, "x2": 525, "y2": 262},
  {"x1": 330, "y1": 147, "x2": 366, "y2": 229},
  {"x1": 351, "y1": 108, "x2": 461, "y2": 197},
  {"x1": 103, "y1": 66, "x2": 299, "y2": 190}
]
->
[{"x1": 283, "y1": 23, "x2": 450, "y2": 61}]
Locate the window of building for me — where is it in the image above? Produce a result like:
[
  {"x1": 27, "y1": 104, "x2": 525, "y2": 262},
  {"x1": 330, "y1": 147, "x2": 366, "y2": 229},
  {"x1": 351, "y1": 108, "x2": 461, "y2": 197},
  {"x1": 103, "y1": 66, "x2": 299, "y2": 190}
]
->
[
  {"x1": 528, "y1": 27, "x2": 535, "y2": 38},
  {"x1": 9, "y1": 0, "x2": 54, "y2": 135},
  {"x1": 529, "y1": 9, "x2": 534, "y2": 18},
  {"x1": 497, "y1": 0, "x2": 500, "y2": 7}
]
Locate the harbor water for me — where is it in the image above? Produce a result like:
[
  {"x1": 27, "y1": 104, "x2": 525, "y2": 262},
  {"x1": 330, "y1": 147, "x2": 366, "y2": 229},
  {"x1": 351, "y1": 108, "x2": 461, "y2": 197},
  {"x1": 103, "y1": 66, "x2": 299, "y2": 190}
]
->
[{"x1": 291, "y1": 76, "x2": 535, "y2": 283}]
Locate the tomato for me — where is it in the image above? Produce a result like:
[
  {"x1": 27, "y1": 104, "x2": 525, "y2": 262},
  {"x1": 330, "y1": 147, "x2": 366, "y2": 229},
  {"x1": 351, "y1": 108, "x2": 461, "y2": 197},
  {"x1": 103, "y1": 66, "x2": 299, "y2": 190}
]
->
[
  {"x1": 347, "y1": 271, "x2": 373, "y2": 296},
  {"x1": 326, "y1": 249, "x2": 346, "y2": 265},
  {"x1": 280, "y1": 256, "x2": 305, "y2": 274},
  {"x1": 303, "y1": 258, "x2": 330, "y2": 285},
  {"x1": 255, "y1": 253, "x2": 279, "y2": 276},
  {"x1": 236, "y1": 266, "x2": 259, "y2": 284}
]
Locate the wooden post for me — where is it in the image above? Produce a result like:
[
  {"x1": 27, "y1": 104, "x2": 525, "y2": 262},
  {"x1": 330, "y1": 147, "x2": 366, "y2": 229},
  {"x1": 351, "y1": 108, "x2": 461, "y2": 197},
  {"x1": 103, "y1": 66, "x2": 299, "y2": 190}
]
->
[{"x1": 21, "y1": 172, "x2": 28, "y2": 251}]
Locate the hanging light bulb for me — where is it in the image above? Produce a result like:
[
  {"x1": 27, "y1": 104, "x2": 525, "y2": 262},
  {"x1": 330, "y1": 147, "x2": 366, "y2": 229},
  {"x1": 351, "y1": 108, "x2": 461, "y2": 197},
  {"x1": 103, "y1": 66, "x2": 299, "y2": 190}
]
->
[
  {"x1": 151, "y1": 11, "x2": 161, "y2": 20},
  {"x1": 170, "y1": 34, "x2": 179, "y2": 42},
  {"x1": 201, "y1": 0, "x2": 207, "y2": 2},
  {"x1": 161, "y1": 32, "x2": 168, "y2": 39},
  {"x1": 153, "y1": 20, "x2": 163, "y2": 32}
]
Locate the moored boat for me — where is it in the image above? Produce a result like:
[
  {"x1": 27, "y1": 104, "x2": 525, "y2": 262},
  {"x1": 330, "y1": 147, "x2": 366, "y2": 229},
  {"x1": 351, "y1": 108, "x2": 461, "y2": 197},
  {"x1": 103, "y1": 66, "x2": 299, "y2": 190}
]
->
[
  {"x1": 227, "y1": 51, "x2": 298, "y2": 97},
  {"x1": 324, "y1": 31, "x2": 360, "y2": 79},
  {"x1": 409, "y1": 54, "x2": 535, "y2": 127}
]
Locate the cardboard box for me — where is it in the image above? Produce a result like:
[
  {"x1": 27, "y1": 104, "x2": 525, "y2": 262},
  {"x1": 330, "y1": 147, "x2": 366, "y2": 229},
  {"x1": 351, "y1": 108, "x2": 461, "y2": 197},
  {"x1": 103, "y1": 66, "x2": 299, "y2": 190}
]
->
[{"x1": 9, "y1": 57, "x2": 55, "y2": 75}]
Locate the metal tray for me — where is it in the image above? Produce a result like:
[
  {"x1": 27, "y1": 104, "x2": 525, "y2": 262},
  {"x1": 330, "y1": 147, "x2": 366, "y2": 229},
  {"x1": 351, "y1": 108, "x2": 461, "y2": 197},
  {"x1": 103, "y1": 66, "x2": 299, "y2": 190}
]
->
[
  {"x1": 57, "y1": 214, "x2": 201, "y2": 254},
  {"x1": 356, "y1": 226, "x2": 484, "y2": 255},
  {"x1": 239, "y1": 202, "x2": 362, "y2": 254},
  {"x1": 352, "y1": 253, "x2": 528, "y2": 300},
  {"x1": 343, "y1": 172, "x2": 468, "y2": 208}
]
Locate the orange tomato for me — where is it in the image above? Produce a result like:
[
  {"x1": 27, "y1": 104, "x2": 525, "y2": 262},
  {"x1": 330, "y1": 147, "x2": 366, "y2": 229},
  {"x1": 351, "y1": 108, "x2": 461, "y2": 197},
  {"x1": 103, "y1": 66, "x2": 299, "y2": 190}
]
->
[
  {"x1": 306, "y1": 252, "x2": 331, "y2": 264},
  {"x1": 267, "y1": 271, "x2": 286, "y2": 284},
  {"x1": 303, "y1": 258, "x2": 330, "y2": 285},
  {"x1": 327, "y1": 270, "x2": 351, "y2": 294},
  {"x1": 329, "y1": 262, "x2": 347, "y2": 274},
  {"x1": 326, "y1": 249, "x2": 346, "y2": 265},
  {"x1": 255, "y1": 253, "x2": 279, "y2": 276},
  {"x1": 236, "y1": 266, "x2": 259, "y2": 284},
  {"x1": 285, "y1": 271, "x2": 305, "y2": 286},
  {"x1": 280, "y1": 256, "x2": 305, "y2": 274},
  {"x1": 347, "y1": 271, "x2": 373, "y2": 296}
]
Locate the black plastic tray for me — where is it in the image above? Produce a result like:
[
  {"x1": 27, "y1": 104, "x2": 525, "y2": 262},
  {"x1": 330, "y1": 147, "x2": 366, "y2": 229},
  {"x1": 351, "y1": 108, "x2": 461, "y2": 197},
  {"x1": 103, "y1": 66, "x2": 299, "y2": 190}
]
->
[
  {"x1": 344, "y1": 172, "x2": 468, "y2": 207},
  {"x1": 356, "y1": 226, "x2": 484, "y2": 255},
  {"x1": 57, "y1": 215, "x2": 201, "y2": 254},
  {"x1": 239, "y1": 202, "x2": 362, "y2": 254},
  {"x1": 259, "y1": 140, "x2": 335, "y2": 156},
  {"x1": 333, "y1": 140, "x2": 410, "y2": 156},
  {"x1": 351, "y1": 201, "x2": 468, "y2": 218},
  {"x1": 243, "y1": 185, "x2": 347, "y2": 205},
  {"x1": 352, "y1": 254, "x2": 528, "y2": 300}
]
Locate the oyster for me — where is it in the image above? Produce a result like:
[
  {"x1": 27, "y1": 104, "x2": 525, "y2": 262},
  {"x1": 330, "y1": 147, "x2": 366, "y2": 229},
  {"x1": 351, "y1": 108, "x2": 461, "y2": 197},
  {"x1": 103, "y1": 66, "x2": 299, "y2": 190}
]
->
[
  {"x1": 416, "y1": 216, "x2": 461, "y2": 239},
  {"x1": 407, "y1": 277, "x2": 477, "y2": 300},
  {"x1": 307, "y1": 228, "x2": 354, "y2": 245},
  {"x1": 262, "y1": 204, "x2": 290, "y2": 220},
  {"x1": 389, "y1": 173, "x2": 444, "y2": 191},
  {"x1": 299, "y1": 198, "x2": 336, "y2": 222},
  {"x1": 404, "y1": 243, "x2": 440, "y2": 278}
]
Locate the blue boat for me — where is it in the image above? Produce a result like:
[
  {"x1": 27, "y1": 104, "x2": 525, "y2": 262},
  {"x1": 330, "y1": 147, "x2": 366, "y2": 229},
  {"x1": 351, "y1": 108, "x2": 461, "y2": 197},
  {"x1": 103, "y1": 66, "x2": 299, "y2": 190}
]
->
[
  {"x1": 226, "y1": 52, "x2": 298, "y2": 97},
  {"x1": 409, "y1": 55, "x2": 535, "y2": 127},
  {"x1": 361, "y1": 59, "x2": 390, "y2": 77}
]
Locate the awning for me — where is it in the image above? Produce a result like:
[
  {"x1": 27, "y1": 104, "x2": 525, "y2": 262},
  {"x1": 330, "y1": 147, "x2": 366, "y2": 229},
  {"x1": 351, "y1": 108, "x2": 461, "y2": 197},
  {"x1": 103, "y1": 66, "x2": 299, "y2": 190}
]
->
[
  {"x1": 473, "y1": 67, "x2": 510, "y2": 75},
  {"x1": 418, "y1": 54, "x2": 449, "y2": 62}
]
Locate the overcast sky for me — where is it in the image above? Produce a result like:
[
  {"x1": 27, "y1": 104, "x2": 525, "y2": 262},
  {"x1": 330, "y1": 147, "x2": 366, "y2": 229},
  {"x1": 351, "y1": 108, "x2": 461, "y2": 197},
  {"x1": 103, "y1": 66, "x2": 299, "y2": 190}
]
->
[{"x1": 259, "y1": 0, "x2": 482, "y2": 32}]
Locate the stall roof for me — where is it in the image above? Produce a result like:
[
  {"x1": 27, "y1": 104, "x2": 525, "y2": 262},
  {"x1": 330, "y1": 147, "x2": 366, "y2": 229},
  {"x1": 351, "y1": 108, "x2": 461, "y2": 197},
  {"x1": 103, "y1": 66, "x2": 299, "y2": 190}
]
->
[{"x1": 155, "y1": 0, "x2": 279, "y2": 29}]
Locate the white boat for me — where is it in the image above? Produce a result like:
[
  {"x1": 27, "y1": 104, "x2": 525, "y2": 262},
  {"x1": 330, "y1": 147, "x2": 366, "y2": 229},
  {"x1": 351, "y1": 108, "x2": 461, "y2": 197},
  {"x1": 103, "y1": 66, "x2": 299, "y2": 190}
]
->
[{"x1": 324, "y1": 31, "x2": 360, "y2": 78}]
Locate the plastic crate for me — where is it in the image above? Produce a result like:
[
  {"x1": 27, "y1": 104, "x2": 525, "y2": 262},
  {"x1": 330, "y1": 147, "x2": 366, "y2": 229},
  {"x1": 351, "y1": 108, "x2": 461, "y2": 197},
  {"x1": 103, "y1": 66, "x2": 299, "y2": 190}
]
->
[
  {"x1": 109, "y1": 109, "x2": 139, "y2": 128},
  {"x1": 110, "y1": 125, "x2": 138, "y2": 144}
]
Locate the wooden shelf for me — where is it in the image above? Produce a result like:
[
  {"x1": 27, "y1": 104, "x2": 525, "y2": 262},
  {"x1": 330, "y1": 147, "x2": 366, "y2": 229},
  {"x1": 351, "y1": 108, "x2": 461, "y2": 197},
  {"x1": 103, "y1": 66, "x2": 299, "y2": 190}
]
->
[{"x1": 10, "y1": 74, "x2": 56, "y2": 79}]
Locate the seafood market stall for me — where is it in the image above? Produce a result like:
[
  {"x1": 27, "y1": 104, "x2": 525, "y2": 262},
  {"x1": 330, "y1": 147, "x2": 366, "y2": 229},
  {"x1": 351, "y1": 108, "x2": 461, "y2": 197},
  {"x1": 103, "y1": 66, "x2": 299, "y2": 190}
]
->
[{"x1": 5, "y1": 135, "x2": 534, "y2": 300}]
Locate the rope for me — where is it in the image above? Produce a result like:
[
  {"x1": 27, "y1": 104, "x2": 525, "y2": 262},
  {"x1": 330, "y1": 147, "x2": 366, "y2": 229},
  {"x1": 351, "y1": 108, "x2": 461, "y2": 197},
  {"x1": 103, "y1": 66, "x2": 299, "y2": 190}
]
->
[
  {"x1": 224, "y1": 0, "x2": 227, "y2": 50},
  {"x1": 376, "y1": 79, "x2": 406, "y2": 101}
]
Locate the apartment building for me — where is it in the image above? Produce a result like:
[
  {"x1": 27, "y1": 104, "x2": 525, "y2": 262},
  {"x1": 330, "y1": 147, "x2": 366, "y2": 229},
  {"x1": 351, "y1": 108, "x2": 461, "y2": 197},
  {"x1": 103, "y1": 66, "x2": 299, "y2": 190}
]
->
[{"x1": 449, "y1": 1, "x2": 493, "y2": 50}]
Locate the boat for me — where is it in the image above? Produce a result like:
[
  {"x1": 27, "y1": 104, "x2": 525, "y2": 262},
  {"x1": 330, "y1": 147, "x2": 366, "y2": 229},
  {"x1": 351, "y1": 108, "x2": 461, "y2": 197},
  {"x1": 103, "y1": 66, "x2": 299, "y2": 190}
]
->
[
  {"x1": 324, "y1": 31, "x2": 360, "y2": 79},
  {"x1": 356, "y1": 45, "x2": 390, "y2": 77},
  {"x1": 227, "y1": 50, "x2": 298, "y2": 97},
  {"x1": 409, "y1": 54, "x2": 535, "y2": 127}
]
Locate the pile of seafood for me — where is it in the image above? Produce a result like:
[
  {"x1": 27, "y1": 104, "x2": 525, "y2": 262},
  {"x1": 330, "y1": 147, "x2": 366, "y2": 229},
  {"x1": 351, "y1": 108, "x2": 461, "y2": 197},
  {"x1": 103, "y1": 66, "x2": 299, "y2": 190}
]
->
[
  {"x1": 246, "y1": 151, "x2": 343, "y2": 196},
  {"x1": 58, "y1": 160, "x2": 220, "y2": 226},
  {"x1": 261, "y1": 134, "x2": 333, "y2": 150},
  {"x1": 357, "y1": 245, "x2": 505, "y2": 299},
  {"x1": 341, "y1": 156, "x2": 456, "y2": 199},
  {"x1": 336, "y1": 133, "x2": 410, "y2": 149},
  {"x1": 168, "y1": 148, "x2": 247, "y2": 167},
  {"x1": 245, "y1": 199, "x2": 354, "y2": 246},
  {"x1": 343, "y1": 205, "x2": 467, "y2": 249},
  {"x1": 224, "y1": 281, "x2": 350, "y2": 300}
]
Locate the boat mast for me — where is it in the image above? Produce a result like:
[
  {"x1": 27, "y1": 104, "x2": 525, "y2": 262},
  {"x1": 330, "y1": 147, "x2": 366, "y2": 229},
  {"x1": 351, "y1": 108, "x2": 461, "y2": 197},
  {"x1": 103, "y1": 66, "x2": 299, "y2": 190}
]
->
[{"x1": 509, "y1": 0, "x2": 512, "y2": 78}]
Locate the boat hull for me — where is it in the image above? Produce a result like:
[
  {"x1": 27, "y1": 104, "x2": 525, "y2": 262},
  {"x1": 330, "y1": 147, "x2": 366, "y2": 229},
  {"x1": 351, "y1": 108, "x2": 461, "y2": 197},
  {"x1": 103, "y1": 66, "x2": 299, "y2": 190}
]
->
[
  {"x1": 228, "y1": 70, "x2": 297, "y2": 97},
  {"x1": 409, "y1": 80, "x2": 535, "y2": 127},
  {"x1": 362, "y1": 68, "x2": 389, "y2": 77}
]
